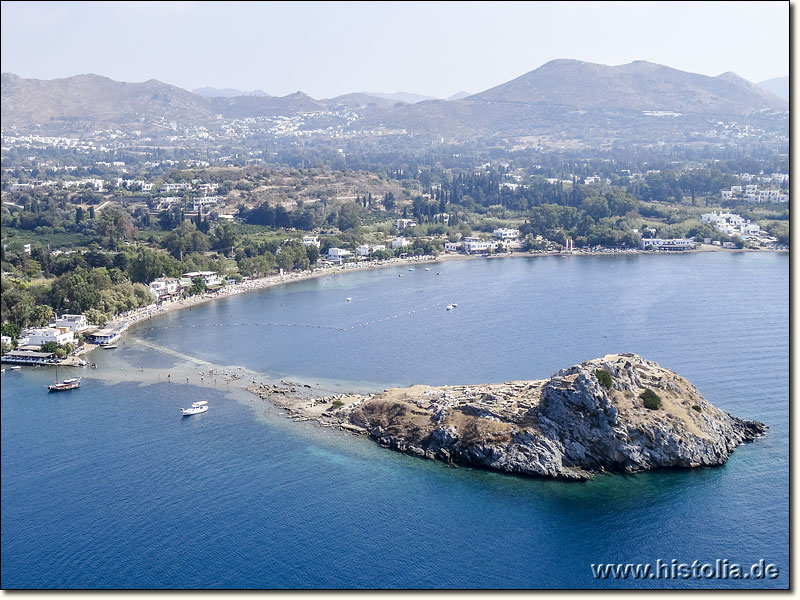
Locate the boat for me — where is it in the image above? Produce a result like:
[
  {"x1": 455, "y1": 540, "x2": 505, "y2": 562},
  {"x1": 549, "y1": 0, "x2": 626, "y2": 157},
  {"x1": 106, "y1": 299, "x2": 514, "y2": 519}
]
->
[
  {"x1": 425, "y1": 268, "x2": 430, "y2": 271},
  {"x1": 48, "y1": 377, "x2": 81, "y2": 392},
  {"x1": 408, "y1": 268, "x2": 415, "y2": 271},
  {"x1": 181, "y1": 401, "x2": 209, "y2": 416},
  {"x1": 346, "y1": 297, "x2": 352, "y2": 302},
  {"x1": 104, "y1": 345, "x2": 118, "y2": 350},
  {"x1": 446, "y1": 305, "x2": 454, "y2": 311},
  {"x1": 8, "y1": 366, "x2": 21, "y2": 371}
]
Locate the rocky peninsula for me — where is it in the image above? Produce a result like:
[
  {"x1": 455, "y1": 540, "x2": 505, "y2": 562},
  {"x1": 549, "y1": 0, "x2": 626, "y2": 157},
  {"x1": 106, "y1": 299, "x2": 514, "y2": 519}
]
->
[{"x1": 249, "y1": 353, "x2": 766, "y2": 481}]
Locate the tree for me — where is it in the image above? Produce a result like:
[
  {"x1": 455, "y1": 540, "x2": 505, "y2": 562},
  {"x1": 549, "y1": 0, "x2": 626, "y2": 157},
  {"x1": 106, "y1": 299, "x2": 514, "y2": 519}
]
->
[
  {"x1": 1, "y1": 322, "x2": 21, "y2": 340},
  {"x1": 305, "y1": 244, "x2": 320, "y2": 265},
  {"x1": 188, "y1": 277, "x2": 206, "y2": 296},
  {"x1": 212, "y1": 222, "x2": 238, "y2": 254},
  {"x1": 40, "y1": 341, "x2": 61, "y2": 355},
  {"x1": 336, "y1": 203, "x2": 361, "y2": 231},
  {"x1": 29, "y1": 304, "x2": 55, "y2": 327}
]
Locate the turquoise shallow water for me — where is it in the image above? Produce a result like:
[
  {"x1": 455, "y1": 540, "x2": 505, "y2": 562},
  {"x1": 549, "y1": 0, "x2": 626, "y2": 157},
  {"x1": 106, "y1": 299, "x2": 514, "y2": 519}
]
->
[{"x1": 1, "y1": 252, "x2": 788, "y2": 588}]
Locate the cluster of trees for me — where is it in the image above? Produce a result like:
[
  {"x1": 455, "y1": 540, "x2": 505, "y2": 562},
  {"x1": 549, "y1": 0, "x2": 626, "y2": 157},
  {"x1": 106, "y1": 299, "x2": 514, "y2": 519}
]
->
[
  {"x1": 0, "y1": 265, "x2": 153, "y2": 331},
  {"x1": 238, "y1": 196, "x2": 395, "y2": 232}
]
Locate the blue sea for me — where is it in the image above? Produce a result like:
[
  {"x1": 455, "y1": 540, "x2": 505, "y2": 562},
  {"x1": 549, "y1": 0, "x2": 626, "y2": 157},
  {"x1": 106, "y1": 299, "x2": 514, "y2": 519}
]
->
[{"x1": 1, "y1": 252, "x2": 788, "y2": 588}]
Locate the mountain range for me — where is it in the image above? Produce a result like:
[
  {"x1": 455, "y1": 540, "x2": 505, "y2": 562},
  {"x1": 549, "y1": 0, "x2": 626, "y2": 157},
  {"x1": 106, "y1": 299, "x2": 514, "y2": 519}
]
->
[
  {"x1": 757, "y1": 76, "x2": 789, "y2": 100},
  {"x1": 1, "y1": 60, "x2": 787, "y2": 142}
]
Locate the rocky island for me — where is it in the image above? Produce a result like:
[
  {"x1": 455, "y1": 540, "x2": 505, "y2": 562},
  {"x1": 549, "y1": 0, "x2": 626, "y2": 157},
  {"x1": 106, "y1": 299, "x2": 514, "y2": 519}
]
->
[{"x1": 249, "y1": 354, "x2": 766, "y2": 481}]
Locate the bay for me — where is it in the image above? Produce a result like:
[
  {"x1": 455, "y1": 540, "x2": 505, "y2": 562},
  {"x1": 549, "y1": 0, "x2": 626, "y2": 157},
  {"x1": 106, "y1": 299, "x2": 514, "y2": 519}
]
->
[{"x1": 1, "y1": 252, "x2": 788, "y2": 588}]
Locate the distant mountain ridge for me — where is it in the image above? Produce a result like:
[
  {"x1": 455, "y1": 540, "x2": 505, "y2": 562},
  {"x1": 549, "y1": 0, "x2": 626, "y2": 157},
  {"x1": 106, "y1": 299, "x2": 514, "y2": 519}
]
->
[
  {"x1": 1, "y1": 60, "x2": 788, "y2": 141},
  {"x1": 757, "y1": 76, "x2": 789, "y2": 100},
  {"x1": 361, "y1": 91, "x2": 438, "y2": 104},
  {"x1": 465, "y1": 59, "x2": 786, "y2": 113},
  {"x1": 193, "y1": 86, "x2": 269, "y2": 98}
]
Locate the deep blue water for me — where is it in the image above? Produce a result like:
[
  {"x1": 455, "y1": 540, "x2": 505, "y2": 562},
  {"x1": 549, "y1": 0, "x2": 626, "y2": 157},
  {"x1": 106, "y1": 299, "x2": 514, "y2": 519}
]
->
[{"x1": 1, "y1": 252, "x2": 788, "y2": 589}]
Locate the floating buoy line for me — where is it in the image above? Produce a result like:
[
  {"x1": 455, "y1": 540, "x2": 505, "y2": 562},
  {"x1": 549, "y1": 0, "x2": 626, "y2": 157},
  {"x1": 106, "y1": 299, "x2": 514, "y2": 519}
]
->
[{"x1": 136, "y1": 300, "x2": 457, "y2": 333}]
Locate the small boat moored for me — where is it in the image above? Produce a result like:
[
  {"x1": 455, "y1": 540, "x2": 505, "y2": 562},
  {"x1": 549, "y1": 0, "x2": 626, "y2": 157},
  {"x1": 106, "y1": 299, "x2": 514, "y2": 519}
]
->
[
  {"x1": 104, "y1": 345, "x2": 118, "y2": 350},
  {"x1": 181, "y1": 401, "x2": 209, "y2": 416}
]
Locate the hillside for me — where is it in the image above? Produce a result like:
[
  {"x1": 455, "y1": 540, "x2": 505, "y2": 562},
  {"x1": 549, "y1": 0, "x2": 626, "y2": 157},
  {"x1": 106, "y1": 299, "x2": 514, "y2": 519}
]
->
[
  {"x1": 1, "y1": 72, "x2": 215, "y2": 128},
  {"x1": 467, "y1": 59, "x2": 787, "y2": 113}
]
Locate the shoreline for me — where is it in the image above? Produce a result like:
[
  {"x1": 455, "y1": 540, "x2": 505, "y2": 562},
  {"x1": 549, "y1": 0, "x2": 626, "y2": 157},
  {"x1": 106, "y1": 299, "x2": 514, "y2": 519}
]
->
[
  {"x1": 29, "y1": 246, "x2": 786, "y2": 444},
  {"x1": 102, "y1": 242, "x2": 785, "y2": 350},
  {"x1": 51, "y1": 243, "x2": 786, "y2": 371}
]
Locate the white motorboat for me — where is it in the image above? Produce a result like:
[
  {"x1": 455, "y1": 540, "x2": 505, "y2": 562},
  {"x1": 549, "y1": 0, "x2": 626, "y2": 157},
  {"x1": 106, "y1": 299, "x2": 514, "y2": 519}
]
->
[
  {"x1": 181, "y1": 401, "x2": 208, "y2": 416},
  {"x1": 346, "y1": 297, "x2": 352, "y2": 302}
]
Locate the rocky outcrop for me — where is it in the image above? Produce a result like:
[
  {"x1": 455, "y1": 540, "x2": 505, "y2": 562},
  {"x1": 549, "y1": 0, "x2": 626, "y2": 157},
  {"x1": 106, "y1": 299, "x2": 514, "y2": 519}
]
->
[{"x1": 342, "y1": 354, "x2": 766, "y2": 481}]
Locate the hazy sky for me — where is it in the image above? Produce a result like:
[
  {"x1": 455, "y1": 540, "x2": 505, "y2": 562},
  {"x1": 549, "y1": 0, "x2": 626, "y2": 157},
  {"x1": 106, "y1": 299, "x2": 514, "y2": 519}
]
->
[{"x1": 0, "y1": 1, "x2": 790, "y2": 98}]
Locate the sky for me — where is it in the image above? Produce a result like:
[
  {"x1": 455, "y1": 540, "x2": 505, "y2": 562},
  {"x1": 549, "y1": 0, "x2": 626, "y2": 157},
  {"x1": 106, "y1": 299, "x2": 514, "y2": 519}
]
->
[{"x1": 0, "y1": 1, "x2": 790, "y2": 99}]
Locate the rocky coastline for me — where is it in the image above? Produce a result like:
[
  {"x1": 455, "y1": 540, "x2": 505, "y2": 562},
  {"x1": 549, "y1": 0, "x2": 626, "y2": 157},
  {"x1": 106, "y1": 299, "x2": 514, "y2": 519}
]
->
[{"x1": 248, "y1": 353, "x2": 766, "y2": 481}]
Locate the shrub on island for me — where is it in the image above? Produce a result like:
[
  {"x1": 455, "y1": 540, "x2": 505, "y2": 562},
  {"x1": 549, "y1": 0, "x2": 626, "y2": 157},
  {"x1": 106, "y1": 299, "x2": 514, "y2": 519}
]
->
[
  {"x1": 595, "y1": 368, "x2": 613, "y2": 390},
  {"x1": 640, "y1": 388, "x2": 662, "y2": 410}
]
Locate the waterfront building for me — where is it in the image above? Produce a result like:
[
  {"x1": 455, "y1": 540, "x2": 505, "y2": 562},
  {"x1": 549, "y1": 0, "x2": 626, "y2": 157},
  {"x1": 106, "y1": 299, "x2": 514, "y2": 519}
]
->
[
  {"x1": 182, "y1": 271, "x2": 223, "y2": 288},
  {"x1": 640, "y1": 238, "x2": 696, "y2": 251},
  {"x1": 148, "y1": 277, "x2": 182, "y2": 301},
  {"x1": 52, "y1": 314, "x2": 89, "y2": 333},
  {"x1": 327, "y1": 248, "x2": 353, "y2": 264},
  {"x1": 23, "y1": 327, "x2": 76, "y2": 347}
]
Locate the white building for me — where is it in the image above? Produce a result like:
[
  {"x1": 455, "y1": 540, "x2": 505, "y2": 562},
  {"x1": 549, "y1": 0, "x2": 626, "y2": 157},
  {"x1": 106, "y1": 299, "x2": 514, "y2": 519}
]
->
[
  {"x1": 462, "y1": 238, "x2": 496, "y2": 253},
  {"x1": 391, "y1": 237, "x2": 411, "y2": 250},
  {"x1": 24, "y1": 327, "x2": 76, "y2": 347},
  {"x1": 702, "y1": 211, "x2": 745, "y2": 229},
  {"x1": 161, "y1": 182, "x2": 192, "y2": 193},
  {"x1": 640, "y1": 238, "x2": 695, "y2": 251},
  {"x1": 183, "y1": 271, "x2": 222, "y2": 287},
  {"x1": 149, "y1": 277, "x2": 182, "y2": 300},
  {"x1": 493, "y1": 228, "x2": 520, "y2": 241},
  {"x1": 327, "y1": 248, "x2": 353, "y2": 263},
  {"x1": 395, "y1": 219, "x2": 417, "y2": 230},
  {"x1": 52, "y1": 314, "x2": 89, "y2": 333},
  {"x1": 444, "y1": 241, "x2": 463, "y2": 253},
  {"x1": 757, "y1": 189, "x2": 782, "y2": 203},
  {"x1": 355, "y1": 244, "x2": 388, "y2": 257},
  {"x1": 702, "y1": 211, "x2": 758, "y2": 237},
  {"x1": 192, "y1": 196, "x2": 222, "y2": 211},
  {"x1": 302, "y1": 235, "x2": 321, "y2": 248},
  {"x1": 740, "y1": 222, "x2": 761, "y2": 236}
]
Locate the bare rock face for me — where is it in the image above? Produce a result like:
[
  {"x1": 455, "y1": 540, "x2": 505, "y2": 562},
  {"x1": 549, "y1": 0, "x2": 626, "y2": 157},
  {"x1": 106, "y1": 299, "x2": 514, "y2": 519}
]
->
[{"x1": 344, "y1": 354, "x2": 766, "y2": 481}]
